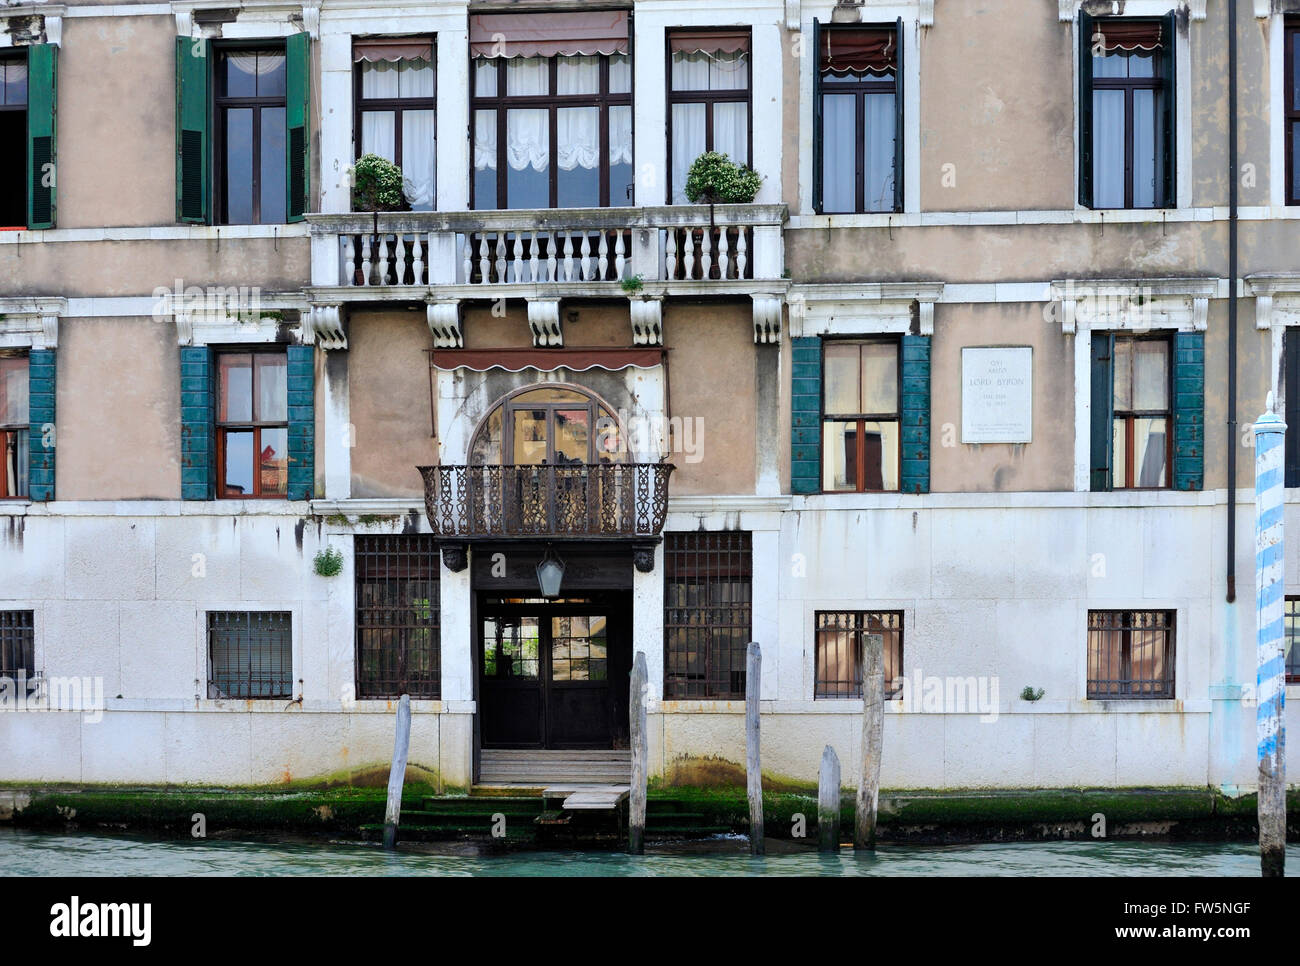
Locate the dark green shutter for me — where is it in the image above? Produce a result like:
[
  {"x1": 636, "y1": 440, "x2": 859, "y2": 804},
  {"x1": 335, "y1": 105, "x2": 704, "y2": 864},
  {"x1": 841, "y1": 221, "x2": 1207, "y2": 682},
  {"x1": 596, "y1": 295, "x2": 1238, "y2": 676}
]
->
[
  {"x1": 1160, "y1": 10, "x2": 1177, "y2": 208},
  {"x1": 176, "y1": 37, "x2": 210, "y2": 224},
  {"x1": 286, "y1": 345, "x2": 315, "y2": 500},
  {"x1": 1089, "y1": 332, "x2": 1113, "y2": 491},
  {"x1": 1078, "y1": 10, "x2": 1094, "y2": 208},
  {"x1": 286, "y1": 32, "x2": 311, "y2": 222},
  {"x1": 26, "y1": 44, "x2": 56, "y2": 230},
  {"x1": 811, "y1": 18, "x2": 824, "y2": 215},
  {"x1": 1172, "y1": 331, "x2": 1203, "y2": 491},
  {"x1": 27, "y1": 349, "x2": 55, "y2": 501},
  {"x1": 791, "y1": 337, "x2": 822, "y2": 494},
  {"x1": 899, "y1": 335, "x2": 930, "y2": 495},
  {"x1": 893, "y1": 17, "x2": 904, "y2": 213},
  {"x1": 180, "y1": 346, "x2": 214, "y2": 500}
]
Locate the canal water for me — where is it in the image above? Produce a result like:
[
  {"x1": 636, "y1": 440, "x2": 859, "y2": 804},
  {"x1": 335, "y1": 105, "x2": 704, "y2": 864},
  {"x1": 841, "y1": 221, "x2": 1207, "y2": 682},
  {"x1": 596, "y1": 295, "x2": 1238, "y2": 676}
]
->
[{"x1": 2, "y1": 829, "x2": 1295, "y2": 876}]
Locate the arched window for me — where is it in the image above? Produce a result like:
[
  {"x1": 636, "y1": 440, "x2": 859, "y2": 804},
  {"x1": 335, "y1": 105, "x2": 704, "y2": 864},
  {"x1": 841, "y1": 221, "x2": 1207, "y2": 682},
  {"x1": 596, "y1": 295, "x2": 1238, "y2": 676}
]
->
[{"x1": 470, "y1": 385, "x2": 626, "y2": 465}]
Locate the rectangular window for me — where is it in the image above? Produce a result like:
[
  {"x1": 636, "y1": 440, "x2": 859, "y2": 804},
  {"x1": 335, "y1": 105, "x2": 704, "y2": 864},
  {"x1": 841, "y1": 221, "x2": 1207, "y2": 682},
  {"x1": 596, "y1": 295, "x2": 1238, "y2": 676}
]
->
[
  {"x1": 472, "y1": 52, "x2": 632, "y2": 210},
  {"x1": 207, "y1": 611, "x2": 292, "y2": 699},
  {"x1": 216, "y1": 350, "x2": 288, "y2": 499},
  {"x1": 1087, "y1": 610, "x2": 1174, "y2": 699},
  {"x1": 354, "y1": 37, "x2": 436, "y2": 211},
  {"x1": 1081, "y1": 15, "x2": 1175, "y2": 209},
  {"x1": 815, "y1": 25, "x2": 900, "y2": 213},
  {"x1": 0, "y1": 52, "x2": 27, "y2": 228},
  {"x1": 1110, "y1": 335, "x2": 1170, "y2": 489},
  {"x1": 815, "y1": 611, "x2": 903, "y2": 699},
  {"x1": 1287, "y1": 329, "x2": 1300, "y2": 487},
  {"x1": 822, "y1": 339, "x2": 900, "y2": 492},
  {"x1": 0, "y1": 610, "x2": 34, "y2": 678},
  {"x1": 668, "y1": 29, "x2": 751, "y2": 204},
  {"x1": 216, "y1": 46, "x2": 288, "y2": 224},
  {"x1": 0, "y1": 354, "x2": 28, "y2": 499},
  {"x1": 664, "y1": 531, "x2": 752, "y2": 700},
  {"x1": 1287, "y1": 21, "x2": 1299, "y2": 206},
  {"x1": 355, "y1": 535, "x2": 441, "y2": 699},
  {"x1": 1286, "y1": 597, "x2": 1300, "y2": 683}
]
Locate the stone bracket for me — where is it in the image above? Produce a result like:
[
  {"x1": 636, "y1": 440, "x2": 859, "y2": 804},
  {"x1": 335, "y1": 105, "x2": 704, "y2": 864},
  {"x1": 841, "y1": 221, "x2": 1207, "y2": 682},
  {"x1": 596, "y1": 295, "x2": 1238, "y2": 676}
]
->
[
  {"x1": 440, "y1": 543, "x2": 468, "y2": 573},
  {"x1": 752, "y1": 295, "x2": 784, "y2": 345},
  {"x1": 633, "y1": 542, "x2": 660, "y2": 574},
  {"x1": 304, "y1": 302, "x2": 347, "y2": 350},
  {"x1": 528, "y1": 298, "x2": 563, "y2": 347},
  {"x1": 427, "y1": 299, "x2": 464, "y2": 348},
  {"x1": 1050, "y1": 277, "x2": 1217, "y2": 334},
  {"x1": 629, "y1": 296, "x2": 664, "y2": 346},
  {"x1": 0, "y1": 297, "x2": 65, "y2": 350}
]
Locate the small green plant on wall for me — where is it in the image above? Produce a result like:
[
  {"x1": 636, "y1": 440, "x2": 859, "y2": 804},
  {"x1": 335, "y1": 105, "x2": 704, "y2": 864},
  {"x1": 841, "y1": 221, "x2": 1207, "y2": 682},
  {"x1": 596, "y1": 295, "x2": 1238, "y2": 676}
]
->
[
  {"x1": 1020, "y1": 686, "x2": 1045, "y2": 702},
  {"x1": 621, "y1": 274, "x2": 645, "y2": 295},
  {"x1": 684, "y1": 152, "x2": 763, "y2": 204},
  {"x1": 350, "y1": 154, "x2": 408, "y2": 212},
  {"x1": 313, "y1": 546, "x2": 344, "y2": 578}
]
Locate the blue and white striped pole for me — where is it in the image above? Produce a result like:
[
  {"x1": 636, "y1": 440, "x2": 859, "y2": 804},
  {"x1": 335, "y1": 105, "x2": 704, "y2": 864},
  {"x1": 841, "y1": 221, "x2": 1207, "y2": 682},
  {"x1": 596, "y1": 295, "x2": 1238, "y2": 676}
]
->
[{"x1": 1254, "y1": 393, "x2": 1287, "y2": 877}]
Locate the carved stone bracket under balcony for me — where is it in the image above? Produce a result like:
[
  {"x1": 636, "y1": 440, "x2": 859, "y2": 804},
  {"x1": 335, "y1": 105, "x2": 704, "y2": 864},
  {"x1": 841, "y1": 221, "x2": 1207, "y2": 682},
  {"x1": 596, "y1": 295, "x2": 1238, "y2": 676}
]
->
[
  {"x1": 752, "y1": 295, "x2": 784, "y2": 344},
  {"x1": 304, "y1": 302, "x2": 347, "y2": 350},
  {"x1": 629, "y1": 296, "x2": 663, "y2": 346},
  {"x1": 427, "y1": 299, "x2": 464, "y2": 348},
  {"x1": 528, "y1": 298, "x2": 563, "y2": 347},
  {"x1": 440, "y1": 543, "x2": 468, "y2": 573}
]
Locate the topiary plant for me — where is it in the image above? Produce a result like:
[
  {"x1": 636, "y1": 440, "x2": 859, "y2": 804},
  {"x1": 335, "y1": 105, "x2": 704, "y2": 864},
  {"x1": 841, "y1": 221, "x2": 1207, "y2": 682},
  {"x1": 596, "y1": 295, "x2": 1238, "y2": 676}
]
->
[
  {"x1": 350, "y1": 154, "x2": 408, "y2": 212},
  {"x1": 684, "y1": 151, "x2": 763, "y2": 204}
]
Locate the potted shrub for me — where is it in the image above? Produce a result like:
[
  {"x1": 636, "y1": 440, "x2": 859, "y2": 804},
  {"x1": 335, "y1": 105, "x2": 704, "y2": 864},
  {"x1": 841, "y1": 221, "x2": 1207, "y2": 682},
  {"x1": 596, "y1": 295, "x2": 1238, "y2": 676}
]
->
[
  {"x1": 350, "y1": 153, "x2": 409, "y2": 212},
  {"x1": 684, "y1": 151, "x2": 763, "y2": 205}
]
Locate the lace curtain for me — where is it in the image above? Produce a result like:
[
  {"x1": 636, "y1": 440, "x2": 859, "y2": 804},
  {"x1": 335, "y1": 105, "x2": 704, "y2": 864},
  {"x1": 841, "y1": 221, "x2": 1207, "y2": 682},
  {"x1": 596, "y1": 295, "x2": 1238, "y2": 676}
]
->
[{"x1": 359, "y1": 59, "x2": 436, "y2": 209}]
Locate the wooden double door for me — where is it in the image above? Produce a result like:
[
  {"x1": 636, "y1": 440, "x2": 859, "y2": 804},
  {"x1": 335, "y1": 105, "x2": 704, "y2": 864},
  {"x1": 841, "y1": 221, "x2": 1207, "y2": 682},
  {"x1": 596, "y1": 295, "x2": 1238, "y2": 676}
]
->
[{"x1": 478, "y1": 593, "x2": 631, "y2": 750}]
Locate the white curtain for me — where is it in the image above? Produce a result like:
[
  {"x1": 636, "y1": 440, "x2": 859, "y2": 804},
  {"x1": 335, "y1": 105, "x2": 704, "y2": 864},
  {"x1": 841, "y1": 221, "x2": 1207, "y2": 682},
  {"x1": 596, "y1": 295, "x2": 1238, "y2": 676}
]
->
[
  {"x1": 361, "y1": 111, "x2": 396, "y2": 161},
  {"x1": 1093, "y1": 89, "x2": 1126, "y2": 208},
  {"x1": 556, "y1": 56, "x2": 601, "y2": 172},
  {"x1": 821, "y1": 94, "x2": 855, "y2": 213},
  {"x1": 609, "y1": 105, "x2": 632, "y2": 167},
  {"x1": 863, "y1": 92, "x2": 896, "y2": 212},
  {"x1": 506, "y1": 57, "x2": 550, "y2": 172},
  {"x1": 361, "y1": 60, "x2": 400, "y2": 98},
  {"x1": 713, "y1": 102, "x2": 748, "y2": 164},
  {"x1": 402, "y1": 109, "x2": 436, "y2": 209},
  {"x1": 1132, "y1": 89, "x2": 1157, "y2": 208},
  {"x1": 359, "y1": 60, "x2": 436, "y2": 208},
  {"x1": 475, "y1": 110, "x2": 497, "y2": 172},
  {"x1": 671, "y1": 103, "x2": 706, "y2": 203}
]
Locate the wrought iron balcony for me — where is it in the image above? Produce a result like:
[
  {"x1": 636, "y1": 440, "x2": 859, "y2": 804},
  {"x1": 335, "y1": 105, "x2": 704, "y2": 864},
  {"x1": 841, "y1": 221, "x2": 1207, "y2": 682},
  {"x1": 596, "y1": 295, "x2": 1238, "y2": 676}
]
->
[
  {"x1": 418, "y1": 463, "x2": 674, "y2": 540},
  {"x1": 307, "y1": 205, "x2": 787, "y2": 295}
]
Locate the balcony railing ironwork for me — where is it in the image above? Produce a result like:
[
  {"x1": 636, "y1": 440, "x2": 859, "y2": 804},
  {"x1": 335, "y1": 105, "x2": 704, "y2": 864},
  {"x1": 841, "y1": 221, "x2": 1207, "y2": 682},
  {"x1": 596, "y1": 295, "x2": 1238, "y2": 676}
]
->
[{"x1": 418, "y1": 463, "x2": 674, "y2": 539}]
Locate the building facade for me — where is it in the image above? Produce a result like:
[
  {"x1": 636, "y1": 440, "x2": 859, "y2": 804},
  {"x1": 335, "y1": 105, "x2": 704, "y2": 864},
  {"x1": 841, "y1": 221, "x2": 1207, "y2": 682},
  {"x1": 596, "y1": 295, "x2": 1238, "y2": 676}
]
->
[{"x1": 1, "y1": 0, "x2": 1299, "y2": 792}]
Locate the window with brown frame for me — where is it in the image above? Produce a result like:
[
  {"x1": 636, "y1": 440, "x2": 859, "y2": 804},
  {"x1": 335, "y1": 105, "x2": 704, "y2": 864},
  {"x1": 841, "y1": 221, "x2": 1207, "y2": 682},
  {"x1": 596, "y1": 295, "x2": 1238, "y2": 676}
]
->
[
  {"x1": 207, "y1": 611, "x2": 292, "y2": 699},
  {"x1": 471, "y1": 52, "x2": 633, "y2": 210},
  {"x1": 1285, "y1": 597, "x2": 1300, "y2": 684},
  {"x1": 667, "y1": 29, "x2": 751, "y2": 204},
  {"x1": 216, "y1": 350, "x2": 289, "y2": 499},
  {"x1": 0, "y1": 53, "x2": 27, "y2": 228},
  {"x1": 1111, "y1": 335, "x2": 1171, "y2": 489},
  {"x1": 469, "y1": 384, "x2": 625, "y2": 466},
  {"x1": 216, "y1": 45, "x2": 288, "y2": 225},
  {"x1": 1287, "y1": 20, "x2": 1299, "y2": 206},
  {"x1": 0, "y1": 354, "x2": 28, "y2": 499},
  {"x1": 815, "y1": 611, "x2": 903, "y2": 699},
  {"x1": 663, "y1": 531, "x2": 752, "y2": 700},
  {"x1": 1087, "y1": 610, "x2": 1175, "y2": 699},
  {"x1": 354, "y1": 36, "x2": 436, "y2": 211},
  {"x1": 356, "y1": 535, "x2": 440, "y2": 699},
  {"x1": 822, "y1": 339, "x2": 900, "y2": 492}
]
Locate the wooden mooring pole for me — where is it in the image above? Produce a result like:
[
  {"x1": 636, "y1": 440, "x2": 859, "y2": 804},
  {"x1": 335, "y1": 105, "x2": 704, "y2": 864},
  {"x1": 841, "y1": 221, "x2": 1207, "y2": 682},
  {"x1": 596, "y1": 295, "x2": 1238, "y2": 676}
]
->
[
  {"x1": 382, "y1": 693, "x2": 412, "y2": 851},
  {"x1": 1254, "y1": 400, "x2": 1287, "y2": 877},
  {"x1": 818, "y1": 745, "x2": 842, "y2": 852},
  {"x1": 629, "y1": 651, "x2": 648, "y2": 855},
  {"x1": 855, "y1": 632, "x2": 884, "y2": 851},
  {"x1": 745, "y1": 641, "x2": 764, "y2": 856}
]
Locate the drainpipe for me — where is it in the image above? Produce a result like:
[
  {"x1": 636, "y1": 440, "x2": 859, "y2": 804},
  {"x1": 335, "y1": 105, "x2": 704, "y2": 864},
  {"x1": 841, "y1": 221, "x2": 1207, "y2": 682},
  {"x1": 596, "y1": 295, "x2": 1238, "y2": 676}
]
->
[{"x1": 1226, "y1": 0, "x2": 1239, "y2": 603}]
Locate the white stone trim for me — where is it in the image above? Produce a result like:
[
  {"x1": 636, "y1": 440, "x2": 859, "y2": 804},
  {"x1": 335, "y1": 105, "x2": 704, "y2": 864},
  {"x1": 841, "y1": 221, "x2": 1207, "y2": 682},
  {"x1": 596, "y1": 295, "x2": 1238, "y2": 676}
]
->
[
  {"x1": 1059, "y1": 0, "x2": 1202, "y2": 19},
  {"x1": 1256, "y1": 0, "x2": 1273, "y2": 17},
  {"x1": 787, "y1": 281, "x2": 943, "y2": 336},
  {"x1": 170, "y1": 293, "x2": 309, "y2": 346},
  {"x1": 0, "y1": 297, "x2": 65, "y2": 350},
  {"x1": 0, "y1": 223, "x2": 310, "y2": 246},
  {"x1": 752, "y1": 294, "x2": 784, "y2": 343},
  {"x1": 629, "y1": 296, "x2": 664, "y2": 346},
  {"x1": 0, "y1": 4, "x2": 64, "y2": 47},
  {"x1": 171, "y1": 0, "x2": 310, "y2": 39},
  {"x1": 526, "y1": 298, "x2": 563, "y2": 347},
  {"x1": 789, "y1": 204, "x2": 1300, "y2": 228},
  {"x1": 426, "y1": 299, "x2": 463, "y2": 348},
  {"x1": 1247, "y1": 274, "x2": 1300, "y2": 415},
  {"x1": 303, "y1": 302, "x2": 347, "y2": 349}
]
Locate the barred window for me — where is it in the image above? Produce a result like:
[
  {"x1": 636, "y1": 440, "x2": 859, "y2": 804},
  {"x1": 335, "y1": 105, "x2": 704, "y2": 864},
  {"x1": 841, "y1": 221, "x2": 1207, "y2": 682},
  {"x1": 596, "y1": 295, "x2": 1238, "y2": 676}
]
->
[
  {"x1": 0, "y1": 610, "x2": 34, "y2": 678},
  {"x1": 663, "y1": 530, "x2": 752, "y2": 700},
  {"x1": 1087, "y1": 609, "x2": 1174, "y2": 699},
  {"x1": 1286, "y1": 597, "x2": 1300, "y2": 684},
  {"x1": 356, "y1": 535, "x2": 440, "y2": 699},
  {"x1": 208, "y1": 611, "x2": 292, "y2": 699},
  {"x1": 815, "y1": 611, "x2": 903, "y2": 699}
]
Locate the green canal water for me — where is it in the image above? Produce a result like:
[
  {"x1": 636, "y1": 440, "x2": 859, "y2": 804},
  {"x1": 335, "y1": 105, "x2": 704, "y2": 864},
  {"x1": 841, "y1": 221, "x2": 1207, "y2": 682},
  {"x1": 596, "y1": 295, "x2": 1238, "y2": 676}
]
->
[{"x1": 1, "y1": 829, "x2": 1295, "y2": 876}]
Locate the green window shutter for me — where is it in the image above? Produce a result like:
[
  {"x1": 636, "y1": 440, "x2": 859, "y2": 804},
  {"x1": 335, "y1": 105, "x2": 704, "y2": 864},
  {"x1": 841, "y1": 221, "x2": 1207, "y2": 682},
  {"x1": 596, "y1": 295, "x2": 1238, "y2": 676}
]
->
[
  {"x1": 286, "y1": 32, "x2": 311, "y2": 223},
  {"x1": 286, "y1": 345, "x2": 315, "y2": 500},
  {"x1": 176, "y1": 36, "x2": 210, "y2": 224},
  {"x1": 899, "y1": 335, "x2": 930, "y2": 495},
  {"x1": 180, "y1": 346, "x2": 214, "y2": 500},
  {"x1": 27, "y1": 349, "x2": 55, "y2": 501},
  {"x1": 811, "y1": 18, "x2": 824, "y2": 215},
  {"x1": 1172, "y1": 331, "x2": 1204, "y2": 491},
  {"x1": 791, "y1": 337, "x2": 822, "y2": 494},
  {"x1": 26, "y1": 44, "x2": 57, "y2": 230},
  {"x1": 1078, "y1": 11, "x2": 1094, "y2": 209},
  {"x1": 893, "y1": 16, "x2": 904, "y2": 213},
  {"x1": 1160, "y1": 10, "x2": 1177, "y2": 208},
  {"x1": 1089, "y1": 332, "x2": 1114, "y2": 491}
]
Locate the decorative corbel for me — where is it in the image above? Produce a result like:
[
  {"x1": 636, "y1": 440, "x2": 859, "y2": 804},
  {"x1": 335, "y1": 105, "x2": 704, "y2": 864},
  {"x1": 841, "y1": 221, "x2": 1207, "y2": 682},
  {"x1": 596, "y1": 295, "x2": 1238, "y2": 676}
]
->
[
  {"x1": 629, "y1": 296, "x2": 663, "y2": 346},
  {"x1": 305, "y1": 303, "x2": 347, "y2": 350},
  {"x1": 427, "y1": 300, "x2": 464, "y2": 348},
  {"x1": 1058, "y1": 0, "x2": 1074, "y2": 23},
  {"x1": 175, "y1": 309, "x2": 194, "y2": 346},
  {"x1": 918, "y1": 0, "x2": 934, "y2": 27},
  {"x1": 38, "y1": 314, "x2": 58, "y2": 349},
  {"x1": 1188, "y1": 0, "x2": 1207, "y2": 21},
  {"x1": 301, "y1": 2, "x2": 320, "y2": 38},
  {"x1": 1192, "y1": 296, "x2": 1209, "y2": 332},
  {"x1": 784, "y1": 0, "x2": 800, "y2": 31},
  {"x1": 527, "y1": 298, "x2": 563, "y2": 347},
  {"x1": 752, "y1": 295, "x2": 783, "y2": 345},
  {"x1": 633, "y1": 543, "x2": 658, "y2": 574},
  {"x1": 173, "y1": 9, "x2": 194, "y2": 36},
  {"x1": 917, "y1": 300, "x2": 935, "y2": 337},
  {"x1": 45, "y1": 14, "x2": 62, "y2": 46},
  {"x1": 440, "y1": 543, "x2": 468, "y2": 573},
  {"x1": 1256, "y1": 294, "x2": 1275, "y2": 332},
  {"x1": 1254, "y1": 0, "x2": 1271, "y2": 19}
]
